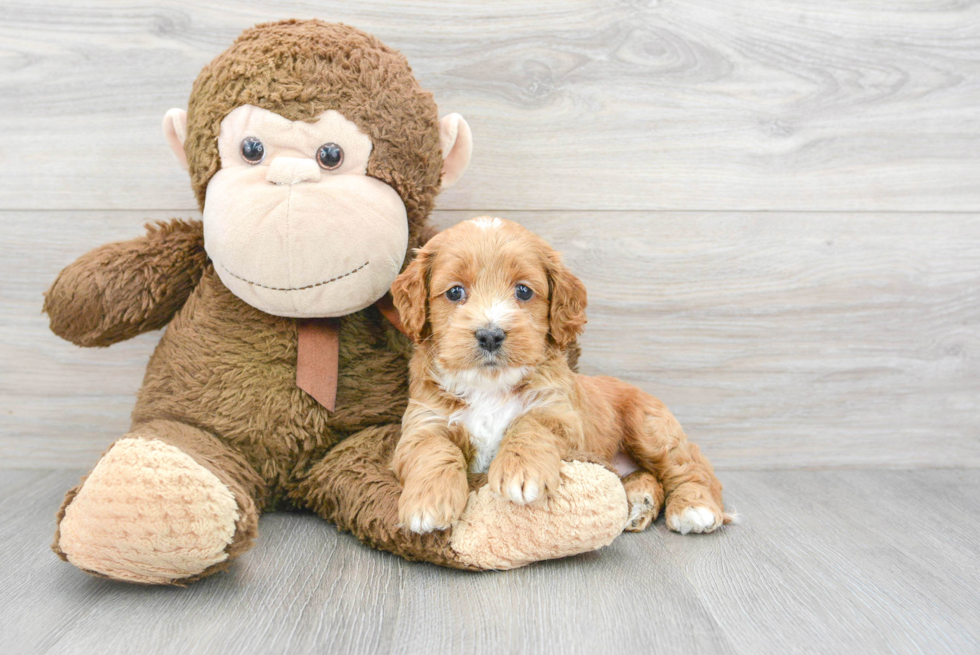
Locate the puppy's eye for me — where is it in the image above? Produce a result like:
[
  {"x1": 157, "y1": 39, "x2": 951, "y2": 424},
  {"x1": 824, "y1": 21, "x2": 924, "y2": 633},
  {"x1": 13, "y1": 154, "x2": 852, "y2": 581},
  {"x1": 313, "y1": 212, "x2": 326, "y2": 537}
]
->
[
  {"x1": 317, "y1": 142, "x2": 344, "y2": 170},
  {"x1": 445, "y1": 286, "x2": 466, "y2": 303},
  {"x1": 515, "y1": 284, "x2": 534, "y2": 301},
  {"x1": 240, "y1": 137, "x2": 265, "y2": 164}
]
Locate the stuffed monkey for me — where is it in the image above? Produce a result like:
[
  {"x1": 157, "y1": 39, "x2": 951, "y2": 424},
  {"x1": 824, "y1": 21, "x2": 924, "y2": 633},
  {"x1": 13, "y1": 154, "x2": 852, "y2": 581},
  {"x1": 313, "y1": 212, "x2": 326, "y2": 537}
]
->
[{"x1": 44, "y1": 20, "x2": 628, "y2": 584}]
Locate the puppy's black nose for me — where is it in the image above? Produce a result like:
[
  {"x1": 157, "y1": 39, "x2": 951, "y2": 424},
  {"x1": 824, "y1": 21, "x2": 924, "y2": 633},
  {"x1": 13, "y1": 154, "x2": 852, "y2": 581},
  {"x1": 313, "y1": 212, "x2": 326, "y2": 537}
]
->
[{"x1": 475, "y1": 327, "x2": 506, "y2": 353}]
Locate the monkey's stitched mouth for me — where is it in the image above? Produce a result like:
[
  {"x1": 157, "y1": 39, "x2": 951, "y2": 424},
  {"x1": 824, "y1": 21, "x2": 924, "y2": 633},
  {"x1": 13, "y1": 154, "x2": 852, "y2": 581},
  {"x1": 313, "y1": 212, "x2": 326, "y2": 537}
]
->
[{"x1": 219, "y1": 261, "x2": 369, "y2": 291}]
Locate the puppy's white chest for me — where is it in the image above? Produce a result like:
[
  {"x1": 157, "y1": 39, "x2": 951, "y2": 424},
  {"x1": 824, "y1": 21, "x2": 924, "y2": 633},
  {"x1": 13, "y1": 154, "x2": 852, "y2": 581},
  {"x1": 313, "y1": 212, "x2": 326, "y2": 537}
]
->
[{"x1": 452, "y1": 394, "x2": 526, "y2": 474}]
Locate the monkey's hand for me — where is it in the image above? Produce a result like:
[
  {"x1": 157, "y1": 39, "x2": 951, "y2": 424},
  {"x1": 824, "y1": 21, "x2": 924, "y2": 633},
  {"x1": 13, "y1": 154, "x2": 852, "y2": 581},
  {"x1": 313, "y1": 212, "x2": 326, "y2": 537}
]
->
[{"x1": 44, "y1": 219, "x2": 206, "y2": 347}]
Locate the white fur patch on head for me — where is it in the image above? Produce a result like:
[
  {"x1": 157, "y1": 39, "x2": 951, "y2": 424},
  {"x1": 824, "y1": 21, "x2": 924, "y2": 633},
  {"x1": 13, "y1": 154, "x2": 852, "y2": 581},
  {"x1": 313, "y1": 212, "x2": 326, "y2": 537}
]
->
[
  {"x1": 483, "y1": 300, "x2": 516, "y2": 329},
  {"x1": 470, "y1": 216, "x2": 503, "y2": 230}
]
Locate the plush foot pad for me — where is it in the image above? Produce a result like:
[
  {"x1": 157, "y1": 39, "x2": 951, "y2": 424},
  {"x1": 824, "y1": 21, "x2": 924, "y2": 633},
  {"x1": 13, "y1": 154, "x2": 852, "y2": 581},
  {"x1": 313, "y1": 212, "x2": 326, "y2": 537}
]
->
[
  {"x1": 449, "y1": 461, "x2": 628, "y2": 570},
  {"x1": 58, "y1": 438, "x2": 240, "y2": 584}
]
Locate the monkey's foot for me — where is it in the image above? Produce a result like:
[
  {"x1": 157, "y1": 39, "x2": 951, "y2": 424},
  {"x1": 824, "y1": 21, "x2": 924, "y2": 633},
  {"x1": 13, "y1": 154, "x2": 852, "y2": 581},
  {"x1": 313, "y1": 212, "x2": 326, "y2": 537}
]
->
[
  {"x1": 57, "y1": 438, "x2": 241, "y2": 584},
  {"x1": 448, "y1": 461, "x2": 628, "y2": 569}
]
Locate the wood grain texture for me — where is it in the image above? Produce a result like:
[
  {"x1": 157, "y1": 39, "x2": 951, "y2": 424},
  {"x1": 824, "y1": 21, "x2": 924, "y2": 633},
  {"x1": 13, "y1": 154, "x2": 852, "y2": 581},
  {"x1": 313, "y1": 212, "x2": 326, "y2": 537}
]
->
[
  {"x1": 1, "y1": 1, "x2": 979, "y2": 211},
  {"x1": 661, "y1": 469, "x2": 980, "y2": 654},
  {"x1": 3, "y1": 469, "x2": 978, "y2": 654},
  {"x1": 3, "y1": 210, "x2": 977, "y2": 470}
]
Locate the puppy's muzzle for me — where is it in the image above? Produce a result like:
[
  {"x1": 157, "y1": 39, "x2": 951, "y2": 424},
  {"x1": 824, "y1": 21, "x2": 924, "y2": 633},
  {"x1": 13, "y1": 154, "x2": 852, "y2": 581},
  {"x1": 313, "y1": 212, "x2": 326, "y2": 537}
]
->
[{"x1": 475, "y1": 327, "x2": 506, "y2": 354}]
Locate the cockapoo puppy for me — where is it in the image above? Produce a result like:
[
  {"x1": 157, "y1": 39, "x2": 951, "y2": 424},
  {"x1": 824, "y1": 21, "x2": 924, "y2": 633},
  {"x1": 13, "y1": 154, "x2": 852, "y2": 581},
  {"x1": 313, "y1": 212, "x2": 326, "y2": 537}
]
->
[{"x1": 390, "y1": 217, "x2": 731, "y2": 536}]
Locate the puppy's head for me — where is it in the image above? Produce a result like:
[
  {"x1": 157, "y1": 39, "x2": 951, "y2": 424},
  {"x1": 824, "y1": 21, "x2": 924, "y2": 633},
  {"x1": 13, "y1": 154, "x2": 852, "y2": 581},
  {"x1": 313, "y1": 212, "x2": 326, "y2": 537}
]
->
[{"x1": 391, "y1": 217, "x2": 587, "y2": 379}]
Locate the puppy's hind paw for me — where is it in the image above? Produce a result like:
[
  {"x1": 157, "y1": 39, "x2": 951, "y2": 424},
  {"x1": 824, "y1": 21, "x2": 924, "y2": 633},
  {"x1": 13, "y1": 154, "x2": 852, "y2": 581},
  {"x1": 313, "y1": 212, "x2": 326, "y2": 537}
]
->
[
  {"x1": 625, "y1": 495, "x2": 658, "y2": 532},
  {"x1": 666, "y1": 505, "x2": 724, "y2": 535},
  {"x1": 622, "y1": 470, "x2": 663, "y2": 532}
]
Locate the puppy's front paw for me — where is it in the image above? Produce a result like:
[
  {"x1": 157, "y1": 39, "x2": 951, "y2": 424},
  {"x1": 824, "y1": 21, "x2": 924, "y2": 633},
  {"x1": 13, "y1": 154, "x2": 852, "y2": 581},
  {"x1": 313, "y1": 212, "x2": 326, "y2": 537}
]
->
[
  {"x1": 398, "y1": 471, "x2": 469, "y2": 534},
  {"x1": 488, "y1": 450, "x2": 562, "y2": 505}
]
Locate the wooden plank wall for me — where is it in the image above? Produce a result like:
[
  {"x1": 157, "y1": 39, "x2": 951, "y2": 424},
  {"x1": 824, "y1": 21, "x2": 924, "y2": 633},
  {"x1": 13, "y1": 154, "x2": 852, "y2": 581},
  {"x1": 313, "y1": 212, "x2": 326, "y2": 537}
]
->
[{"x1": 1, "y1": 1, "x2": 977, "y2": 469}]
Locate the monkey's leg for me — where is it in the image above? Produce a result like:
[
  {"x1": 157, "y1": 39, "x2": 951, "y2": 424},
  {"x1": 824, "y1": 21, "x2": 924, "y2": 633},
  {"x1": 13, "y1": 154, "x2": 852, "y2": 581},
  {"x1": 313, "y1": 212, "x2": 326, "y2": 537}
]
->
[
  {"x1": 54, "y1": 419, "x2": 265, "y2": 585},
  {"x1": 625, "y1": 396, "x2": 731, "y2": 535},
  {"x1": 292, "y1": 424, "x2": 628, "y2": 570}
]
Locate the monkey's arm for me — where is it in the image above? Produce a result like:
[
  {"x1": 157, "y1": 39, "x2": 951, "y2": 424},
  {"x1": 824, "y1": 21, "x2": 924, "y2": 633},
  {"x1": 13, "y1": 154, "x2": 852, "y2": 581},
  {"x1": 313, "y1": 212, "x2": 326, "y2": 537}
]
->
[
  {"x1": 296, "y1": 424, "x2": 628, "y2": 571},
  {"x1": 44, "y1": 219, "x2": 206, "y2": 347}
]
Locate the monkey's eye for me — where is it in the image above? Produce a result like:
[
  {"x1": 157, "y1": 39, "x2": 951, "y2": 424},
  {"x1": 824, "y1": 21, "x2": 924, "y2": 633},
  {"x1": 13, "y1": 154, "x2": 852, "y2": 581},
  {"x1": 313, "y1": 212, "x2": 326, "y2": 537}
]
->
[
  {"x1": 445, "y1": 286, "x2": 466, "y2": 303},
  {"x1": 316, "y1": 143, "x2": 344, "y2": 170},
  {"x1": 240, "y1": 137, "x2": 265, "y2": 164},
  {"x1": 515, "y1": 284, "x2": 534, "y2": 301}
]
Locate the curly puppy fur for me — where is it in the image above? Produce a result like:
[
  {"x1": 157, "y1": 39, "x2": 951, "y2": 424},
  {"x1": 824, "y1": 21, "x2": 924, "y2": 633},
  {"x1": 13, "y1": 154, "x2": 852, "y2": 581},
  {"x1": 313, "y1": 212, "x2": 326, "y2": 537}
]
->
[{"x1": 390, "y1": 217, "x2": 732, "y2": 535}]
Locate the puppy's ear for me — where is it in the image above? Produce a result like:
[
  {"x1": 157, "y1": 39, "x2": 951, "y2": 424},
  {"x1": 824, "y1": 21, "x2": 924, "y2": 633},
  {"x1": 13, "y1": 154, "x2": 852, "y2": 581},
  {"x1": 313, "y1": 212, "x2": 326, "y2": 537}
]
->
[
  {"x1": 547, "y1": 251, "x2": 588, "y2": 350},
  {"x1": 391, "y1": 249, "x2": 431, "y2": 343}
]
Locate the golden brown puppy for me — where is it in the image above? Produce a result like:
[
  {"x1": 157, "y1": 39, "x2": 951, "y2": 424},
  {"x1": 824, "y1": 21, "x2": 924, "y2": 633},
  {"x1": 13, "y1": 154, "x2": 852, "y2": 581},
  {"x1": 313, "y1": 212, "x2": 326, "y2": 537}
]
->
[{"x1": 390, "y1": 217, "x2": 732, "y2": 536}]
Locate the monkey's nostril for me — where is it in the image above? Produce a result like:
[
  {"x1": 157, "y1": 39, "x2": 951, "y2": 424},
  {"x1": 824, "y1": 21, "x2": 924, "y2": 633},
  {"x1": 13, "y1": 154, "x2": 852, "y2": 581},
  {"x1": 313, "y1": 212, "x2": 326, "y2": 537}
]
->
[{"x1": 475, "y1": 327, "x2": 506, "y2": 353}]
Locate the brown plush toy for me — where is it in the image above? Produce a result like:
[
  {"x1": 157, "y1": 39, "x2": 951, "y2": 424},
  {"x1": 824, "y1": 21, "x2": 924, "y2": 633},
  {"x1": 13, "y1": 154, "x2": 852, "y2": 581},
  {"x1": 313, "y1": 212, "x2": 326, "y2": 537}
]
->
[{"x1": 44, "y1": 19, "x2": 628, "y2": 585}]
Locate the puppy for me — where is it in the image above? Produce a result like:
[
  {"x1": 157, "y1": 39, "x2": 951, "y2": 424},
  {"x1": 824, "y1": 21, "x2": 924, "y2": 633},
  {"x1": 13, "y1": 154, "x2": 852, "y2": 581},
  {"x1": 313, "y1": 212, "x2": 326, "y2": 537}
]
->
[{"x1": 390, "y1": 217, "x2": 731, "y2": 536}]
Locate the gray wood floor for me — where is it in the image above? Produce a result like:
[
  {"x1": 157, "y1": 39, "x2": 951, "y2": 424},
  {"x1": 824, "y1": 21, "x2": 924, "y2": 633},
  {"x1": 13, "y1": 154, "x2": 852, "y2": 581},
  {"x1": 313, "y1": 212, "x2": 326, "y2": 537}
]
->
[{"x1": 3, "y1": 468, "x2": 978, "y2": 655}]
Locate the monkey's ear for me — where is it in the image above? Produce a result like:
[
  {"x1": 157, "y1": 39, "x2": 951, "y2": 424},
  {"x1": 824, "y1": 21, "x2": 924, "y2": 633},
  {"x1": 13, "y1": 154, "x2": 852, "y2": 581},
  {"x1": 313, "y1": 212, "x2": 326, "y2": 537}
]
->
[
  {"x1": 439, "y1": 114, "x2": 472, "y2": 189},
  {"x1": 547, "y1": 251, "x2": 588, "y2": 351},
  {"x1": 162, "y1": 108, "x2": 189, "y2": 170},
  {"x1": 390, "y1": 249, "x2": 431, "y2": 343}
]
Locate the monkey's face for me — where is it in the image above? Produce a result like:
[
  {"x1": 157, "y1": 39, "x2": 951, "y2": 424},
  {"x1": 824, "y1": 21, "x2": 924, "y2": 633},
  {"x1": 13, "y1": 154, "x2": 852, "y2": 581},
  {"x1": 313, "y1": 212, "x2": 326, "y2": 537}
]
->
[
  {"x1": 198, "y1": 104, "x2": 408, "y2": 318},
  {"x1": 163, "y1": 21, "x2": 472, "y2": 318}
]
